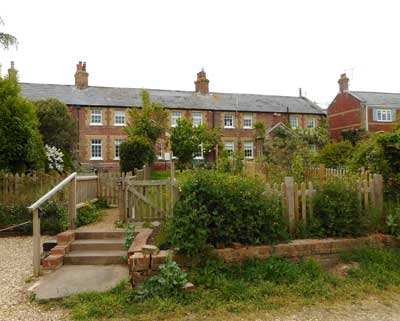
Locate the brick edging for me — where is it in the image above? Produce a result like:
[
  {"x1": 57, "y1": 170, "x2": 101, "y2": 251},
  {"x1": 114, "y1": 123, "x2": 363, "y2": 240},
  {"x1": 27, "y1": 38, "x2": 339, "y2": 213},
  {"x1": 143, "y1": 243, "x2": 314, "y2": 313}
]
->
[{"x1": 42, "y1": 230, "x2": 75, "y2": 270}]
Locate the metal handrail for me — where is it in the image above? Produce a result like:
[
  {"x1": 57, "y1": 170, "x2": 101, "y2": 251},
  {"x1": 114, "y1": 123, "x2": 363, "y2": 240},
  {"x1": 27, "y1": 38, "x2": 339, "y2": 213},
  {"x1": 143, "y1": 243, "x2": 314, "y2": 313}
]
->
[{"x1": 28, "y1": 172, "x2": 77, "y2": 212}]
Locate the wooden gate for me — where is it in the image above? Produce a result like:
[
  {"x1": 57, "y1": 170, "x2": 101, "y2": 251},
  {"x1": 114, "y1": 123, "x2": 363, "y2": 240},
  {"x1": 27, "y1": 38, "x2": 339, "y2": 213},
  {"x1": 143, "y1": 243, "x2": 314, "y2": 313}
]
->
[{"x1": 125, "y1": 178, "x2": 179, "y2": 221}]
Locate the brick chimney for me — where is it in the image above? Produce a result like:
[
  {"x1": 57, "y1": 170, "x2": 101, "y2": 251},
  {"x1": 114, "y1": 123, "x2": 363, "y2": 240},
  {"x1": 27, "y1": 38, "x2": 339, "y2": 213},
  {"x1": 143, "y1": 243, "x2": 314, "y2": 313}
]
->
[
  {"x1": 75, "y1": 61, "x2": 89, "y2": 89},
  {"x1": 194, "y1": 68, "x2": 209, "y2": 94},
  {"x1": 7, "y1": 61, "x2": 17, "y2": 81},
  {"x1": 338, "y1": 73, "x2": 349, "y2": 93}
]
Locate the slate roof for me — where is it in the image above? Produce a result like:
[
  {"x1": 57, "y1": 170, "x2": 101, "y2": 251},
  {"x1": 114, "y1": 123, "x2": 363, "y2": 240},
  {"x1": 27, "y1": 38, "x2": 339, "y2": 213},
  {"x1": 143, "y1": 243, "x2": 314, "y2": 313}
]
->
[
  {"x1": 19, "y1": 83, "x2": 324, "y2": 115},
  {"x1": 350, "y1": 91, "x2": 400, "y2": 108}
]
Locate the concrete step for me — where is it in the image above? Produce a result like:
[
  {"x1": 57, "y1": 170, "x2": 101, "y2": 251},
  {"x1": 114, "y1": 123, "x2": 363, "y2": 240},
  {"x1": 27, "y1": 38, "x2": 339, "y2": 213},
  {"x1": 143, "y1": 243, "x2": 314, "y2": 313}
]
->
[
  {"x1": 70, "y1": 239, "x2": 126, "y2": 252},
  {"x1": 75, "y1": 230, "x2": 125, "y2": 240},
  {"x1": 64, "y1": 251, "x2": 127, "y2": 265}
]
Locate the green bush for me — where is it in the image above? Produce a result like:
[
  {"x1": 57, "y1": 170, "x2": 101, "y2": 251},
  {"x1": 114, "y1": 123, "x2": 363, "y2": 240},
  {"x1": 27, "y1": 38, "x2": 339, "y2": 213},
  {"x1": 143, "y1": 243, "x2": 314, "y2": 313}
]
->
[
  {"x1": 312, "y1": 178, "x2": 368, "y2": 237},
  {"x1": 119, "y1": 136, "x2": 155, "y2": 174},
  {"x1": 317, "y1": 141, "x2": 353, "y2": 168},
  {"x1": 132, "y1": 255, "x2": 188, "y2": 301},
  {"x1": 0, "y1": 201, "x2": 68, "y2": 234},
  {"x1": 168, "y1": 170, "x2": 288, "y2": 256},
  {"x1": 76, "y1": 202, "x2": 104, "y2": 227}
]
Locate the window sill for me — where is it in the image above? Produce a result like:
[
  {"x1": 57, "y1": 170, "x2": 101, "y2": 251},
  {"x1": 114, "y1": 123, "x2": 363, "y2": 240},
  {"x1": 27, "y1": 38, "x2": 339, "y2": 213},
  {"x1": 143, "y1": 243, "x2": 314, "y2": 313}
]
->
[
  {"x1": 114, "y1": 157, "x2": 120, "y2": 161},
  {"x1": 113, "y1": 123, "x2": 126, "y2": 127},
  {"x1": 224, "y1": 126, "x2": 235, "y2": 129},
  {"x1": 243, "y1": 126, "x2": 253, "y2": 129},
  {"x1": 90, "y1": 123, "x2": 103, "y2": 126},
  {"x1": 245, "y1": 157, "x2": 254, "y2": 160},
  {"x1": 90, "y1": 157, "x2": 103, "y2": 161},
  {"x1": 376, "y1": 120, "x2": 393, "y2": 123}
]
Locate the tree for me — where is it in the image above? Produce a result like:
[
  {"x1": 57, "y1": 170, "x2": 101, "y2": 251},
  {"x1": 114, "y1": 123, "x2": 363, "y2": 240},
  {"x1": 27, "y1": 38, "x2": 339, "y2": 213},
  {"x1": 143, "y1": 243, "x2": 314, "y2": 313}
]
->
[
  {"x1": 119, "y1": 136, "x2": 155, "y2": 174},
  {"x1": 33, "y1": 98, "x2": 78, "y2": 169},
  {"x1": 125, "y1": 90, "x2": 168, "y2": 144},
  {"x1": 0, "y1": 17, "x2": 18, "y2": 50},
  {"x1": 170, "y1": 118, "x2": 221, "y2": 170},
  {"x1": 0, "y1": 74, "x2": 45, "y2": 173}
]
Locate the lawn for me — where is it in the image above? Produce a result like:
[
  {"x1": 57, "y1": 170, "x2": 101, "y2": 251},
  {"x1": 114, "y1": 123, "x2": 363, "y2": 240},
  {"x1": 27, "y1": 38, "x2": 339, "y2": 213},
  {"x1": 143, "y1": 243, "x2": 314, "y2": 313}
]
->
[{"x1": 60, "y1": 247, "x2": 400, "y2": 321}]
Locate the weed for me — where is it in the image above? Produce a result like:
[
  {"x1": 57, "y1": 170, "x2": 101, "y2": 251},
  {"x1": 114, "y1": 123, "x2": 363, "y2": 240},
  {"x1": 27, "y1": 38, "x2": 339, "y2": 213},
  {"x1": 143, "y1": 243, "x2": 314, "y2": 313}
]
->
[{"x1": 124, "y1": 224, "x2": 135, "y2": 250}]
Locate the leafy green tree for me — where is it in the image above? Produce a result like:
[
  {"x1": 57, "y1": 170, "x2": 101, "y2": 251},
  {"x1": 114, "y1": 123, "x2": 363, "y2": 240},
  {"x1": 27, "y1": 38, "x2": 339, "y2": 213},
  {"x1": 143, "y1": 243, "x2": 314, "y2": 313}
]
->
[
  {"x1": 317, "y1": 141, "x2": 353, "y2": 168},
  {"x1": 0, "y1": 74, "x2": 45, "y2": 172},
  {"x1": 170, "y1": 118, "x2": 221, "y2": 170},
  {"x1": 119, "y1": 136, "x2": 155, "y2": 174},
  {"x1": 0, "y1": 17, "x2": 18, "y2": 50},
  {"x1": 125, "y1": 90, "x2": 168, "y2": 144},
  {"x1": 33, "y1": 98, "x2": 78, "y2": 169}
]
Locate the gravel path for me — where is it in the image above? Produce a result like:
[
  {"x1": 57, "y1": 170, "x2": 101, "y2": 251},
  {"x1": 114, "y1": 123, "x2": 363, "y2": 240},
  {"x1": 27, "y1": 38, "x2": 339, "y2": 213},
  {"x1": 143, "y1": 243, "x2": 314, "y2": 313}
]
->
[{"x1": 0, "y1": 236, "x2": 69, "y2": 321}]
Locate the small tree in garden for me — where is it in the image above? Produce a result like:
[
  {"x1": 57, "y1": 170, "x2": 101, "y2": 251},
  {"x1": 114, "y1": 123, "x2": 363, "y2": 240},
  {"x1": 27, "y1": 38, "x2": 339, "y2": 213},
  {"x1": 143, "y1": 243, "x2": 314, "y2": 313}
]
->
[
  {"x1": 125, "y1": 90, "x2": 168, "y2": 144},
  {"x1": 119, "y1": 136, "x2": 155, "y2": 174},
  {"x1": 317, "y1": 141, "x2": 353, "y2": 168},
  {"x1": 34, "y1": 98, "x2": 78, "y2": 170},
  {"x1": 170, "y1": 119, "x2": 220, "y2": 170},
  {"x1": 0, "y1": 73, "x2": 45, "y2": 173},
  {"x1": 253, "y1": 120, "x2": 266, "y2": 157}
]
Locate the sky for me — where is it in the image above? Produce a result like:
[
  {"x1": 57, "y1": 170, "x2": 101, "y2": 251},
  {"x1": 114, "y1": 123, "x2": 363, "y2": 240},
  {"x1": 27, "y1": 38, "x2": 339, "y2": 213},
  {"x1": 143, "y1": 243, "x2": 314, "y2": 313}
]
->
[{"x1": 1, "y1": 0, "x2": 400, "y2": 108}]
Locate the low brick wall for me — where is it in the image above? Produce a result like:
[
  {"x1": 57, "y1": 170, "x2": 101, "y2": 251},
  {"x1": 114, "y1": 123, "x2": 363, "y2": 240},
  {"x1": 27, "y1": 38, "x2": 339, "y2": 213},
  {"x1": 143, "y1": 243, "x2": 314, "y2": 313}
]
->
[
  {"x1": 42, "y1": 230, "x2": 75, "y2": 270},
  {"x1": 129, "y1": 234, "x2": 400, "y2": 283}
]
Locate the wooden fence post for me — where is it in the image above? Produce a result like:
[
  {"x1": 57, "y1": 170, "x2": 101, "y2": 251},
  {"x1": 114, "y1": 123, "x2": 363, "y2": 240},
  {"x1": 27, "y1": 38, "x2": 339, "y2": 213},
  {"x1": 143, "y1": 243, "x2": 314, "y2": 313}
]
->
[
  {"x1": 319, "y1": 164, "x2": 326, "y2": 183},
  {"x1": 301, "y1": 182, "x2": 306, "y2": 223},
  {"x1": 373, "y1": 174, "x2": 383, "y2": 215},
  {"x1": 118, "y1": 178, "x2": 126, "y2": 223},
  {"x1": 285, "y1": 177, "x2": 295, "y2": 235},
  {"x1": 33, "y1": 208, "x2": 41, "y2": 277},
  {"x1": 68, "y1": 176, "x2": 77, "y2": 230}
]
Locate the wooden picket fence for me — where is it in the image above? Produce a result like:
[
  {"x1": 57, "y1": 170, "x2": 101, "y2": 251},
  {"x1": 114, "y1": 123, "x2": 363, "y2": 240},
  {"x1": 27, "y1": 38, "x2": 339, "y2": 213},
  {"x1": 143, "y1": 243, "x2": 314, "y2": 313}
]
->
[
  {"x1": 0, "y1": 172, "x2": 67, "y2": 206},
  {"x1": 0, "y1": 171, "x2": 136, "y2": 207},
  {"x1": 266, "y1": 174, "x2": 384, "y2": 235}
]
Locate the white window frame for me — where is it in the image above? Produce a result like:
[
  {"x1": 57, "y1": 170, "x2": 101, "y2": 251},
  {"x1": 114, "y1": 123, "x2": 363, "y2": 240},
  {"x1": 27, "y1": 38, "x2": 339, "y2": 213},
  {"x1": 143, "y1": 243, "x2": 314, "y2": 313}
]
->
[
  {"x1": 243, "y1": 114, "x2": 253, "y2": 129},
  {"x1": 224, "y1": 114, "x2": 234, "y2": 128},
  {"x1": 244, "y1": 141, "x2": 254, "y2": 159},
  {"x1": 224, "y1": 141, "x2": 234, "y2": 157},
  {"x1": 114, "y1": 111, "x2": 126, "y2": 126},
  {"x1": 171, "y1": 112, "x2": 182, "y2": 127},
  {"x1": 307, "y1": 117, "x2": 315, "y2": 128},
  {"x1": 90, "y1": 139, "x2": 102, "y2": 160},
  {"x1": 290, "y1": 116, "x2": 299, "y2": 128},
  {"x1": 192, "y1": 112, "x2": 203, "y2": 127},
  {"x1": 194, "y1": 143, "x2": 204, "y2": 160},
  {"x1": 114, "y1": 139, "x2": 122, "y2": 160},
  {"x1": 376, "y1": 109, "x2": 393, "y2": 122},
  {"x1": 90, "y1": 110, "x2": 102, "y2": 126}
]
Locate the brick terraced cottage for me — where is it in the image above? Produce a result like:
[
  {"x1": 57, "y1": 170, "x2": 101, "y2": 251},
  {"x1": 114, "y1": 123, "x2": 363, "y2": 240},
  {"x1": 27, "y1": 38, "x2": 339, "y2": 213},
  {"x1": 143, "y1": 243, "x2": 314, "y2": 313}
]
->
[
  {"x1": 328, "y1": 73, "x2": 400, "y2": 140},
  {"x1": 19, "y1": 62, "x2": 325, "y2": 172}
]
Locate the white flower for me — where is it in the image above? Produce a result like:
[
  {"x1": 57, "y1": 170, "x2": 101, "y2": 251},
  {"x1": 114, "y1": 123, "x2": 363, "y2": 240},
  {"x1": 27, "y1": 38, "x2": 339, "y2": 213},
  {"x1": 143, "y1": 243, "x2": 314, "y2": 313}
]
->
[{"x1": 45, "y1": 144, "x2": 64, "y2": 172}]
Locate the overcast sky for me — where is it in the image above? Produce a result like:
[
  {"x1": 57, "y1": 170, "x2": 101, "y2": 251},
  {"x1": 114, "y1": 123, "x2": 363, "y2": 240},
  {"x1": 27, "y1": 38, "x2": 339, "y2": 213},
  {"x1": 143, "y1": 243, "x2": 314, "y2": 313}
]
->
[{"x1": 1, "y1": 0, "x2": 400, "y2": 108}]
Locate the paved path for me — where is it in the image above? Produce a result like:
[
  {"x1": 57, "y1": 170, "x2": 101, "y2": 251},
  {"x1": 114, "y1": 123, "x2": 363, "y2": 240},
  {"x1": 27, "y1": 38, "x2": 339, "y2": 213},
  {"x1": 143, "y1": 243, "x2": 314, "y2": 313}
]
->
[{"x1": 29, "y1": 265, "x2": 128, "y2": 302}]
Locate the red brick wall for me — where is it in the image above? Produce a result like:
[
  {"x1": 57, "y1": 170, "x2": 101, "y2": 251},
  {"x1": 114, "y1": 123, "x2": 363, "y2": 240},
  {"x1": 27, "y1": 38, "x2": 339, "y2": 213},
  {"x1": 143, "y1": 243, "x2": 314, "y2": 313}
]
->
[
  {"x1": 70, "y1": 106, "x2": 324, "y2": 172},
  {"x1": 328, "y1": 93, "x2": 362, "y2": 140}
]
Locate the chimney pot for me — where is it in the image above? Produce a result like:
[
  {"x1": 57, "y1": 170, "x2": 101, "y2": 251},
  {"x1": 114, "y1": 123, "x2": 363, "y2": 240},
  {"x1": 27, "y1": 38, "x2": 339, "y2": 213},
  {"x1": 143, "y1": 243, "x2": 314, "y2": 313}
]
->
[
  {"x1": 75, "y1": 61, "x2": 89, "y2": 89},
  {"x1": 194, "y1": 69, "x2": 209, "y2": 94},
  {"x1": 338, "y1": 73, "x2": 349, "y2": 93}
]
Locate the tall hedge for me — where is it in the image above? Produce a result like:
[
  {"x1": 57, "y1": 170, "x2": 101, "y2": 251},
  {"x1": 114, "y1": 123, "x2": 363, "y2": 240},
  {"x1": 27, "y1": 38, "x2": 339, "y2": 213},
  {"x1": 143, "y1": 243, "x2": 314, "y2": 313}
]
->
[{"x1": 168, "y1": 170, "x2": 288, "y2": 256}]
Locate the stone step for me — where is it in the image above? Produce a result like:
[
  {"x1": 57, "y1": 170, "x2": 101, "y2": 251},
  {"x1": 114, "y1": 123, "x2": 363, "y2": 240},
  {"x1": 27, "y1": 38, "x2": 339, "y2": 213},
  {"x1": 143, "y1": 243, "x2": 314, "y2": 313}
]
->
[
  {"x1": 75, "y1": 230, "x2": 125, "y2": 240},
  {"x1": 70, "y1": 239, "x2": 126, "y2": 252},
  {"x1": 64, "y1": 251, "x2": 127, "y2": 265}
]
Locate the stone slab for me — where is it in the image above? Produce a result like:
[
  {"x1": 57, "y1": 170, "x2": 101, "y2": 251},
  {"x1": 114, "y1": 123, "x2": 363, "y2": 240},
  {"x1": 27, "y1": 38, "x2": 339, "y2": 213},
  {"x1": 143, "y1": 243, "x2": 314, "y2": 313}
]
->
[{"x1": 29, "y1": 265, "x2": 128, "y2": 302}]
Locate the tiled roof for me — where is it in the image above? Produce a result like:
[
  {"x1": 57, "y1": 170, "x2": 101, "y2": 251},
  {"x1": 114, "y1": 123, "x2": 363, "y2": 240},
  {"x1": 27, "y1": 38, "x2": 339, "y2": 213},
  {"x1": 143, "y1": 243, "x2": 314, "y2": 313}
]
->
[
  {"x1": 20, "y1": 83, "x2": 324, "y2": 114},
  {"x1": 350, "y1": 91, "x2": 400, "y2": 107}
]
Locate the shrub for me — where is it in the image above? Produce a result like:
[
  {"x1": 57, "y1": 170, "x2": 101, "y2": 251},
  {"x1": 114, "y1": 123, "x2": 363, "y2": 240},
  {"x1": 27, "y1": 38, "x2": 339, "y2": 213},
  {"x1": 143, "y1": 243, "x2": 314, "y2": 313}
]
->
[
  {"x1": 119, "y1": 136, "x2": 155, "y2": 174},
  {"x1": 168, "y1": 170, "x2": 288, "y2": 256},
  {"x1": 312, "y1": 178, "x2": 368, "y2": 237},
  {"x1": 317, "y1": 141, "x2": 353, "y2": 168},
  {"x1": 0, "y1": 201, "x2": 68, "y2": 234},
  {"x1": 76, "y1": 202, "x2": 104, "y2": 227},
  {"x1": 132, "y1": 255, "x2": 188, "y2": 301},
  {"x1": 124, "y1": 224, "x2": 135, "y2": 249}
]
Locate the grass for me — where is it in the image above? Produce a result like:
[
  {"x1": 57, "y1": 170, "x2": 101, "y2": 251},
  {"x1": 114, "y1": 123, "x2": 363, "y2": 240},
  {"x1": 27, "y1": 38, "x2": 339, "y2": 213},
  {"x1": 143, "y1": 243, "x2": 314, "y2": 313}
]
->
[
  {"x1": 59, "y1": 246, "x2": 400, "y2": 321},
  {"x1": 150, "y1": 170, "x2": 171, "y2": 180}
]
